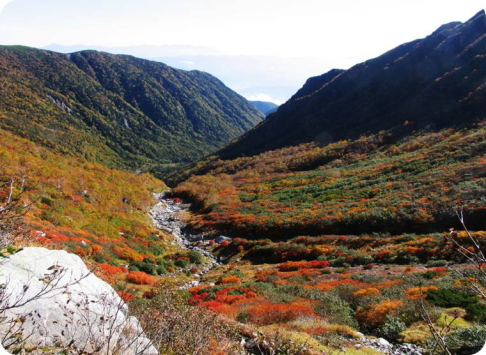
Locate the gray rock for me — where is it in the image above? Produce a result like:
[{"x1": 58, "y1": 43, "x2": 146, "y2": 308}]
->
[{"x1": 377, "y1": 338, "x2": 391, "y2": 347}]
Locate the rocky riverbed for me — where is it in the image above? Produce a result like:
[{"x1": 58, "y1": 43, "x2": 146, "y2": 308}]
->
[{"x1": 149, "y1": 192, "x2": 221, "y2": 287}]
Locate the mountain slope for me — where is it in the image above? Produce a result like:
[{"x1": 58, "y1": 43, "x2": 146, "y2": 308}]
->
[
  {"x1": 250, "y1": 101, "x2": 279, "y2": 115},
  {"x1": 173, "y1": 125, "x2": 486, "y2": 237},
  {"x1": 219, "y1": 10, "x2": 486, "y2": 159},
  {"x1": 169, "y1": 11, "x2": 486, "y2": 237},
  {"x1": 0, "y1": 46, "x2": 263, "y2": 175}
]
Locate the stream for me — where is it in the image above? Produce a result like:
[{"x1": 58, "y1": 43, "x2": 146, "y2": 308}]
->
[{"x1": 149, "y1": 192, "x2": 221, "y2": 287}]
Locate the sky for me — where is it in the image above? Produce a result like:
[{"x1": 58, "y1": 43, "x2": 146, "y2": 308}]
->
[{"x1": 1, "y1": 0, "x2": 485, "y2": 103}]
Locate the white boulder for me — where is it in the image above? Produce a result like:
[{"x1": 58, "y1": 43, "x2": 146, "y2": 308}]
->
[{"x1": 0, "y1": 247, "x2": 157, "y2": 354}]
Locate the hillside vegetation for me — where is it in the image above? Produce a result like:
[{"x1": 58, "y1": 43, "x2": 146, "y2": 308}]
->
[
  {"x1": 174, "y1": 125, "x2": 486, "y2": 238},
  {"x1": 0, "y1": 46, "x2": 263, "y2": 176},
  {"x1": 0, "y1": 129, "x2": 187, "y2": 280}
]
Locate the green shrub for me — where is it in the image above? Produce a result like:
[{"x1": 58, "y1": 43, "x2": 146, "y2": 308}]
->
[
  {"x1": 156, "y1": 265, "x2": 167, "y2": 275},
  {"x1": 188, "y1": 250, "x2": 204, "y2": 264},
  {"x1": 378, "y1": 315, "x2": 406, "y2": 341},
  {"x1": 446, "y1": 326, "x2": 486, "y2": 354},
  {"x1": 130, "y1": 261, "x2": 157, "y2": 275},
  {"x1": 314, "y1": 294, "x2": 358, "y2": 328},
  {"x1": 175, "y1": 258, "x2": 189, "y2": 268},
  {"x1": 426, "y1": 289, "x2": 486, "y2": 322},
  {"x1": 426, "y1": 259, "x2": 448, "y2": 267},
  {"x1": 426, "y1": 289, "x2": 477, "y2": 308},
  {"x1": 236, "y1": 311, "x2": 249, "y2": 323}
]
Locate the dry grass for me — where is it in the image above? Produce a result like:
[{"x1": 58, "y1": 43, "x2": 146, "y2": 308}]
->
[{"x1": 399, "y1": 322, "x2": 431, "y2": 345}]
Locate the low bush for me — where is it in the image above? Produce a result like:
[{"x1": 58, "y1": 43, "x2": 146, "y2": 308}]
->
[
  {"x1": 246, "y1": 303, "x2": 315, "y2": 325},
  {"x1": 127, "y1": 271, "x2": 155, "y2": 285}
]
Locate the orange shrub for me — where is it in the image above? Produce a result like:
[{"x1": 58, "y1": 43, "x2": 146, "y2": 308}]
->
[
  {"x1": 74, "y1": 246, "x2": 87, "y2": 256},
  {"x1": 201, "y1": 301, "x2": 235, "y2": 316},
  {"x1": 91, "y1": 244, "x2": 103, "y2": 254},
  {"x1": 354, "y1": 287, "x2": 381, "y2": 297},
  {"x1": 406, "y1": 286, "x2": 438, "y2": 300},
  {"x1": 220, "y1": 276, "x2": 242, "y2": 284},
  {"x1": 127, "y1": 271, "x2": 155, "y2": 285},
  {"x1": 356, "y1": 299, "x2": 403, "y2": 328},
  {"x1": 255, "y1": 269, "x2": 276, "y2": 282},
  {"x1": 113, "y1": 246, "x2": 144, "y2": 262},
  {"x1": 311, "y1": 278, "x2": 368, "y2": 292},
  {"x1": 376, "y1": 279, "x2": 404, "y2": 288}
]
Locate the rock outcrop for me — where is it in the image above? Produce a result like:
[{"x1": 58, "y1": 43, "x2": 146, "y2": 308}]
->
[{"x1": 0, "y1": 247, "x2": 157, "y2": 354}]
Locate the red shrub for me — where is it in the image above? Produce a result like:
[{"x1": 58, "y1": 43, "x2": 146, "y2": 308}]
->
[
  {"x1": 74, "y1": 246, "x2": 87, "y2": 256},
  {"x1": 188, "y1": 292, "x2": 210, "y2": 305},
  {"x1": 117, "y1": 291, "x2": 136, "y2": 302},
  {"x1": 279, "y1": 260, "x2": 330, "y2": 271},
  {"x1": 220, "y1": 240, "x2": 230, "y2": 247}
]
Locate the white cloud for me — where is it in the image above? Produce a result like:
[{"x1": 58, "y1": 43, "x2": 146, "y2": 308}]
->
[
  {"x1": 0, "y1": 0, "x2": 15, "y2": 13},
  {"x1": 1, "y1": 0, "x2": 485, "y2": 60},
  {"x1": 245, "y1": 93, "x2": 283, "y2": 105},
  {"x1": 179, "y1": 60, "x2": 195, "y2": 66}
]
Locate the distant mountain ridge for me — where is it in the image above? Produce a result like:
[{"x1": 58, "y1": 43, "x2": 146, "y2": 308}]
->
[
  {"x1": 219, "y1": 10, "x2": 486, "y2": 159},
  {"x1": 43, "y1": 44, "x2": 333, "y2": 104},
  {"x1": 0, "y1": 46, "x2": 263, "y2": 175},
  {"x1": 250, "y1": 101, "x2": 279, "y2": 115}
]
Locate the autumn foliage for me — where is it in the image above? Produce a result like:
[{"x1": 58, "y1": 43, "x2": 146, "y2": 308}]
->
[
  {"x1": 174, "y1": 126, "x2": 486, "y2": 238},
  {"x1": 220, "y1": 276, "x2": 242, "y2": 284},
  {"x1": 246, "y1": 304, "x2": 315, "y2": 325},
  {"x1": 406, "y1": 286, "x2": 439, "y2": 300},
  {"x1": 278, "y1": 260, "x2": 330, "y2": 271},
  {"x1": 127, "y1": 271, "x2": 155, "y2": 285},
  {"x1": 356, "y1": 299, "x2": 404, "y2": 329}
]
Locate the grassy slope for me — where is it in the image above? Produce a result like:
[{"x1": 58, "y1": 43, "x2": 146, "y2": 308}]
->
[
  {"x1": 0, "y1": 128, "x2": 170, "y2": 271},
  {"x1": 174, "y1": 125, "x2": 486, "y2": 238}
]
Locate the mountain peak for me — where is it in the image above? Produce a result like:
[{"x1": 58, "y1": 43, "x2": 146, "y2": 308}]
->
[
  {"x1": 471, "y1": 9, "x2": 485, "y2": 20},
  {"x1": 218, "y1": 11, "x2": 486, "y2": 159}
]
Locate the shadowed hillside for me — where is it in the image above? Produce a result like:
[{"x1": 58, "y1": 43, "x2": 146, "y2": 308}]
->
[{"x1": 219, "y1": 10, "x2": 486, "y2": 159}]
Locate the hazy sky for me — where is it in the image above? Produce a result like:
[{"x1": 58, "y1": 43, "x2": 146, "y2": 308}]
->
[{"x1": 1, "y1": 0, "x2": 485, "y2": 64}]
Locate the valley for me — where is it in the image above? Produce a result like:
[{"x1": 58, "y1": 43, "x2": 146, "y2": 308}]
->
[{"x1": 0, "y1": 7, "x2": 486, "y2": 355}]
